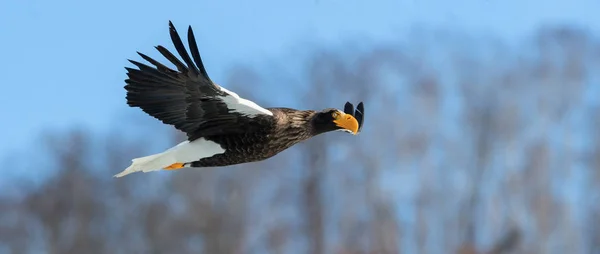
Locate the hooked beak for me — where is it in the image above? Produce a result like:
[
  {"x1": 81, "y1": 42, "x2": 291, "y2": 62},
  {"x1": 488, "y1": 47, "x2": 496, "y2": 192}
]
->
[{"x1": 334, "y1": 113, "x2": 360, "y2": 135}]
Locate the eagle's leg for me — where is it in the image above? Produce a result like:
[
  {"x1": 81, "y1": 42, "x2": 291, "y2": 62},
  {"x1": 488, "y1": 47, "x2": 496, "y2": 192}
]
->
[{"x1": 164, "y1": 163, "x2": 185, "y2": 170}]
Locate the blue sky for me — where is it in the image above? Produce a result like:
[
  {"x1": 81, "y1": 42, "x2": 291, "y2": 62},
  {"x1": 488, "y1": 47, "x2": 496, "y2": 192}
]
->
[{"x1": 1, "y1": 0, "x2": 599, "y2": 158}]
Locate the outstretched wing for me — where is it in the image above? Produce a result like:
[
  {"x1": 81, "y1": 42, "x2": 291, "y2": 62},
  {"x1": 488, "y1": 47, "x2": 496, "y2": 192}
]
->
[
  {"x1": 343, "y1": 101, "x2": 364, "y2": 133},
  {"x1": 124, "y1": 21, "x2": 273, "y2": 140}
]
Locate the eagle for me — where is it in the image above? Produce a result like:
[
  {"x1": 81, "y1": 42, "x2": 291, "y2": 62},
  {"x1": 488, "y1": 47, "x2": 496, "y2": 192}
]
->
[{"x1": 114, "y1": 21, "x2": 364, "y2": 177}]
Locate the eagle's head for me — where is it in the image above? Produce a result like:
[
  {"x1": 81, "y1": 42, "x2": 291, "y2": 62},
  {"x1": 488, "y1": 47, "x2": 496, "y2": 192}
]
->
[{"x1": 312, "y1": 102, "x2": 364, "y2": 135}]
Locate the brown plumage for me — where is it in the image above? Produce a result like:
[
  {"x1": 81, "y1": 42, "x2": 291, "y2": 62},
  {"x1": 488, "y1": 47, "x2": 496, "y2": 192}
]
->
[
  {"x1": 114, "y1": 21, "x2": 364, "y2": 177},
  {"x1": 194, "y1": 109, "x2": 322, "y2": 167}
]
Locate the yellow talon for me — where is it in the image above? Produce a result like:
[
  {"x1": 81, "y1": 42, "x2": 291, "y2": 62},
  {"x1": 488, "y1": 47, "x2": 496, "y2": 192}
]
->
[{"x1": 164, "y1": 163, "x2": 185, "y2": 170}]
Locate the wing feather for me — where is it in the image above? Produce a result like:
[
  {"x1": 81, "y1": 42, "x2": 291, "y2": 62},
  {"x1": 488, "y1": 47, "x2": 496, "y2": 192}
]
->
[
  {"x1": 136, "y1": 52, "x2": 177, "y2": 74},
  {"x1": 168, "y1": 21, "x2": 200, "y2": 76},
  {"x1": 124, "y1": 21, "x2": 272, "y2": 140},
  {"x1": 187, "y1": 25, "x2": 210, "y2": 80},
  {"x1": 154, "y1": 45, "x2": 187, "y2": 73}
]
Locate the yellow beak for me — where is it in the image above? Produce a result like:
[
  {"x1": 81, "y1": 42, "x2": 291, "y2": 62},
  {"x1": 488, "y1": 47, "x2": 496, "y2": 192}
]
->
[{"x1": 333, "y1": 113, "x2": 359, "y2": 135}]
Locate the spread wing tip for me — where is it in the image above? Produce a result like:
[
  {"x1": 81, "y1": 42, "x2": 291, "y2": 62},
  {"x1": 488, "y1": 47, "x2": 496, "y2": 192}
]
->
[
  {"x1": 344, "y1": 102, "x2": 354, "y2": 115},
  {"x1": 355, "y1": 102, "x2": 364, "y2": 132},
  {"x1": 343, "y1": 101, "x2": 364, "y2": 132}
]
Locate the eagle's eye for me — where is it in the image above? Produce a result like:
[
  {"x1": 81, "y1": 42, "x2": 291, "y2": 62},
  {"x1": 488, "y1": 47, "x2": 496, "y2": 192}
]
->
[{"x1": 331, "y1": 111, "x2": 340, "y2": 119}]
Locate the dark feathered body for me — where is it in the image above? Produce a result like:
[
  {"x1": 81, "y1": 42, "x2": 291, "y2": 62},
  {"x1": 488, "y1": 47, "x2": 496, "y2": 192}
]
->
[{"x1": 192, "y1": 108, "x2": 317, "y2": 167}]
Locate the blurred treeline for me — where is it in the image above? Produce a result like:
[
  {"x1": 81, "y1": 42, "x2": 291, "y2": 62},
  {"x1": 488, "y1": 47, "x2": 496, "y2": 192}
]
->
[{"x1": 1, "y1": 26, "x2": 600, "y2": 254}]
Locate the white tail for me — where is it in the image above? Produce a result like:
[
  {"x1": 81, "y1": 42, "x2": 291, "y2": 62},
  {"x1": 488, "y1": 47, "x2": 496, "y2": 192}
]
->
[
  {"x1": 113, "y1": 151, "x2": 177, "y2": 177},
  {"x1": 113, "y1": 138, "x2": 226, "y2": 178}
]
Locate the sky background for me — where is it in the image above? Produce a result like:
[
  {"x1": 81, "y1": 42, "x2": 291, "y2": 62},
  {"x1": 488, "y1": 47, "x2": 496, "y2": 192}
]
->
[
  {"x1": 1, "y1": 0, "x2": 600, "y2": 158},
  {"x1": 1, "y1": 1, "x2": 600, "y2": 252}
]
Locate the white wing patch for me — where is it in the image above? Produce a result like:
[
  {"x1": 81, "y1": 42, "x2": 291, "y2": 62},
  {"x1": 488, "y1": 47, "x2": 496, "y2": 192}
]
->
[
  {"x1": 217, "y1": 85, "x2": 273, "y2": 117},
  {"x1": 171, "y1": 138, "x2": 226, "y2": 163}
]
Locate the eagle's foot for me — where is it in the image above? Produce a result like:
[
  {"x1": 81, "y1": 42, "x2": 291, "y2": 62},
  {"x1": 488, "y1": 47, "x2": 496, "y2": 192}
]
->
[{"x1": 164, "y1": 163, "x2": 185, "y2": 170}]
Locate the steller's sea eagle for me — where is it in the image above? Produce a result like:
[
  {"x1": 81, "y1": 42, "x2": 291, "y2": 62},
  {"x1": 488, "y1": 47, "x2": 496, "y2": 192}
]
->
[{"x1": 114, "y1": 21, "x2": 364, "y2": 177}]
